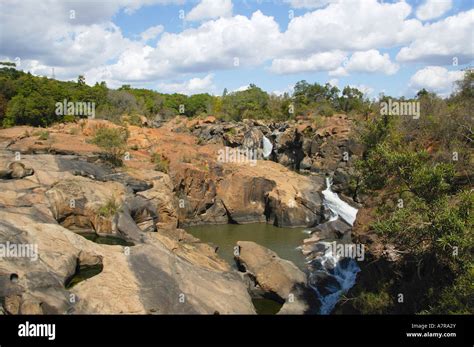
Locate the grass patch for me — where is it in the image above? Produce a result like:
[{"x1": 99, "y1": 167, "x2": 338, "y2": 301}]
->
[
  {"x1": 90, "y1": 127, "x2": 129, "y2": 167},
  {"x1": 151, "y1": 152, "x2": 169, "y2": 173},
  {"x1": 37, "y1": 130, "x2": 50, "y2": 140},
  {"x1": 97, "y1": 197, "x2": 121, "y2": 217}
]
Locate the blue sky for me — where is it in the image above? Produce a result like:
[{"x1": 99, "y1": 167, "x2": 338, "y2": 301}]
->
[{"x1": 1, "y1": 0, "x2": 473, "y2": 98}]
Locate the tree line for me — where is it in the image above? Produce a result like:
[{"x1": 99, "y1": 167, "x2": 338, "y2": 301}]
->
[{"x1": 0, "y1": 62, "x2": 374, "y2": 127}]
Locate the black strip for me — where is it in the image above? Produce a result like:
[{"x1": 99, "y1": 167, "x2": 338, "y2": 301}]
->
[{"x1": 0, "y1": 314, "x2": 472, "y2": 345}]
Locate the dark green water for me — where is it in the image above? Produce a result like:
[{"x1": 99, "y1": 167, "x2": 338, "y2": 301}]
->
[
  {"x1": 187, "y1": 223, "x2": 309, "y2": 315},
  {"x1": 65, "y1": 264, "x2": 103, "y2": 289},
  {"x1": 186, "y1": 223, "x2": 308, "y2": 271},
  {"x1": 81, "y1": 232, "x2": 135, "y2": 247},
  {"x1": 252, "y1": 297, "x2": 284, "y2": 315}
]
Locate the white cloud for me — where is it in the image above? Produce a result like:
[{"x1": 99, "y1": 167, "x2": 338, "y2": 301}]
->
[
  {"x1": 1, "y1": 0, "x2": 471, "y2": 96},
  {"x1": 157, "y1": 74, "x2": 216, "y2": 95},
  {"x1": 397, "y1": 9, "x2": 474, "y2": 65},
  {"x1": 186, "y1": 0, "x2": 233, "y2": 21},
  {"x1": 0, "y1": 0, "x2": 171, "y2": 77},
  {"x1": 0, "y1": 0, "x2": 422, "y2": 85},
  {"x1": 86, "y1": 43, "x2": 156, "y2": 86},
  {"x1": 333, "y1": 50, "x2": 399, "y2": 76},
  {"x1": 283, "y1": 0, "x2": 332, "y2": 9},
  {"x1": 416, "y1": 0, "x2": 452, "y2": 21},
  {"x1": 281, "y1": 0, "x2": 421, "y2": 54},
  {"x1": 146, "y1": 11, "x2": 281, "y2": 76},
  {"x1": 140, "y1": 25, "x2": 164, "y2": 42},
  {"x1": 328, "y1": 66, "x2": 348, "y2": 77},
  {"x1": 269, "y1": 51, "x2": 346, "y2": 74},
  {"x1": 234, "y1": 85, "x2": 250, "y2": 92},
  {"x1": 328, "y1": 78, "x2": 338, "y2": 87},
  {"x1": 271, "y1": 84, "x2": 295, "y2": 96},
  {"x1": 408, "y1": 66, "x2": 464, "y2": 95},
  {"x1": 350, "y1": 84, "x2": 374, "y2": 97}
]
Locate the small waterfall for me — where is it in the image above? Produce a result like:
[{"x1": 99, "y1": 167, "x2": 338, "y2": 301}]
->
[
  {"x1": 322, "y1": 177, "x2": 358, "y2": 226},
  {"x1": 308, "y1": 244, "x2": 360, "y2": 314},
  {"x1": 262, "y1": 136, "x2": 273, "y2": 158},
  {"x1": 306, "y1": 176, "x2": 361, "y2": 314}
]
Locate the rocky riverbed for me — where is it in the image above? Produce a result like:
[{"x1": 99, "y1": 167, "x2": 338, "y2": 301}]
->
[{"x1": 0, "y1": 115, "x2": 363, "y2": 314}]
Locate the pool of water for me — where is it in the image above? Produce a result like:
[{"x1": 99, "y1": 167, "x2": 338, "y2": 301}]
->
[
  {"x1": 252, "y1": 297, "x2": 283, "y2": 315},
  {"x1": 186, "y1": 223, "x2": 308, "y2": 271},
  {"x1": 81, "y1": 232, "x2": 135, "y2": 247},
  {"x1": 65, "y1": 264, "x2": 103, "y2": 289}
]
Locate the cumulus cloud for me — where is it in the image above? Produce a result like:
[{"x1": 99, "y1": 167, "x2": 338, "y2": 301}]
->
[
  {"x1": 0, "y1": 0, "x2": 426, "y2": 83},
  {"x1": 140, "y1": 25, "x2": 164, "y2": 42},
  {"x1": 397, "y1": 9, "x2": 474, "y2": 65},
  {"x1": 0, "y1": 0, "x2": 472, "y2": 96},
  {"x1": 269, "y1": 51, "x2": 346, "y2": 74},
  {"x1": 186, "y1": 0, "x2": 233, "y2": 21},
  {"x1": 281, "y1": 0, "x2": 421, "y2": 54},
  {"x1": 234, "y1": 85, "x2": 250, "y2": 92},
  {"x1": 409, "y1": 66, "x2": 464, "y2": 95},
  {"x1": 146, "y1": 11, "x2": 281, "y2": 76},
  {"x1": 331, "y1": 50, "x2": 399, "y2": 76},
  {"x1": 157, "y1": 74, "x2": 216, "y2": 95},
  {"x1": 283, "y1": 0, "x2": 332, "y2": 9},
  {"x1": 271, "y1": 84, "x2": 295, "y2": 96},
  {"x1": 328, "y1": 78, "x2": 338, "y2": 87},
  {"x1": 350, "y1": 84, "x2": 374, "y2": 97},
  {"x1": 416, "y1": 0, "x2": 452, "y2": 21}
]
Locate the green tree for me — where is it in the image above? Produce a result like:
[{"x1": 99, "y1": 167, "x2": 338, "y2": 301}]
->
[
  {"x1": 77, "y1": 75, "x2": 86, "y2": 86},
  {"x1": 222, "y1": 84, "x2": 270, "y2": 120},
  {"x1": 186, "y1": 93, "x2": 212, "y2": 117}
]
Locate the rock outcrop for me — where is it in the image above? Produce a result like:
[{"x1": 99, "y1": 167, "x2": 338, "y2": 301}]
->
[
  {"x1": 0, "y1": 131, "x2": 255, "y2": 314},
  {"x1": 235, "y1": 241, "x2": 319, "y2": 314},
  {"x1": 0, "y1": 162, "x2": 34, "y2": 179},
  {"x1": 0, "y1": 115, "x2": 357, "y2": 315},
  {"x1": 186, "y1": 114, "x2": 357, "y2": 178}
]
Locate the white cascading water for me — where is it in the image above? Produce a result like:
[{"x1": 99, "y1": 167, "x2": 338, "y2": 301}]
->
[
  {"x1": 262, "y1": 136, "x2": 273, "y2": 158},
  {"x1": 322, "y1": 177, "x2": 358, "y2": 225},
  {"x1": 307, "y1": 177, "x2": 360, "y2": 314}
]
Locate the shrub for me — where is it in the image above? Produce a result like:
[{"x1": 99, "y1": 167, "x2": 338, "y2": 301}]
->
[
  {"x1": 69, "y1": 127, "x2": 79, "y2": 135},
  {"x1": 63, "y1": 114, "x2": 75, "y2": 123},
  {"x1": 91, "y1": 127, "x2": 129, "y2": 166},
  {"x1": 151, "y1": 153, "x2": 169, "y2": 173},
  {"x1": 426, "y1": 267, "x2": 474, "y2": 314},
  {"x1": 97, "y1": 197, "x2": 120, "y2": 217},
  {"x1": 349, "y1": 71, "x2": 474, "y2": 314},
  {"x1": 353, "y1": 289, "x2": 393, "y2": 314},
  {"x1": 37, "y1": 130, "x2": 49, "y2": 140},
  {"x1": 128, "y1": 114, "x2": 142, "y2": 126}
]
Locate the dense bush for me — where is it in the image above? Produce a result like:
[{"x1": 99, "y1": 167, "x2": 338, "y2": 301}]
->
[
  {"x1": 352, "y1": 71, "x2": 473, "y2": 314},
  {"x1": 90, "y1": 127, "x2": 129, "y2": 166}
]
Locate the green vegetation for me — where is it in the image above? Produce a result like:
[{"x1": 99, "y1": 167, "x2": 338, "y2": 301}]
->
[
  {"x1": 0, "y1": 63, "x2": 371, "y2": 127},
  {"x1": 90, "y1": 127, "x2": 129, "y2": 166},
  {"x1": 151, "y1": 152, "x2": 169, "y2": 173},
  {"x1": 97, "y1": 197, "x2": 121, "y2": 217},
  {"x1": 36, "y1": 130, "x2": 50, "y2": 140},
  {"x1": 0, "y1": 61, "x2": 471, "y2": 314},
  {"x1": 352, "y1": 287, "x2": 393, "y2": 314},
  {"x1": 351, "y1": 71, "x2": 473, "y2": 314}
]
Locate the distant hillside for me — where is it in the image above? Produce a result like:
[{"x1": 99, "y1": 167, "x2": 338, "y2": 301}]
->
[{"x1": 0, "y1": 63, "x2": 378, "y2": 127}]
